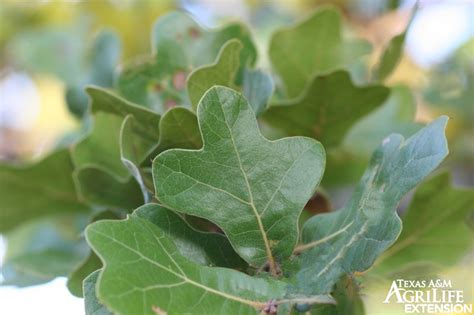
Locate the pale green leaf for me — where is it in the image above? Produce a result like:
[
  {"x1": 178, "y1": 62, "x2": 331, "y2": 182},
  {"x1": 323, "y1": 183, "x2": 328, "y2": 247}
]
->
[
  {"x1": 73, "y1": 112, "x2": 128, "y2": 178},
  {"x1": 0, "y1": 149, "x2": 88, "y2": 232},
  {"x1": 1, "y1": 213, "x2": 89, "y2": 286},
  {"x1": 269, "y1": 7, "x2": 371, "y2": 98},
  {"x1": 372, "y1": 172, "x2": 474, "y2": 276},
  {"x1": 67, "y1": 210, "x2": 121, "y2": 297},
  {"x1": 84, "y1": 270, "x2": 113, "y2": 315},
  {"x1": 153, "y1": 86, "x2": 325, "y2": 272},
  {"x1": 262, "y1": 71, "x2": 389, "y2": 148},
  {"x1": 291, "y1": 116, "x2": 449, "y2": 296}
]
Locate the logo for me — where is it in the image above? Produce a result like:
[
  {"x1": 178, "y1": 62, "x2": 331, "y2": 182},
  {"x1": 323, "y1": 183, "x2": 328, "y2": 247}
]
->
[{"x1": 383, "y1": 279, "x2": 472, "y2": 314}]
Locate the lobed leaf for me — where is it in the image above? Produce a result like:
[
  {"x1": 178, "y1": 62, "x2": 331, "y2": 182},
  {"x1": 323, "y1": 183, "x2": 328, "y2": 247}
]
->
[
  {"x1": 269, "y1": 7, "x2": 371, "y2": 98},
  {"x1": 0, "y1": 149, "x2": 88, "y2": 232},
  {"x1": 291, "y1": 116, "x2": 449, "y2": 297},
  {"x1": 153, "y1": 86, "x2": 325, "y2": 271},
  {"x1": 262, "y1": 71, "x2": 389, "y2": 148}
]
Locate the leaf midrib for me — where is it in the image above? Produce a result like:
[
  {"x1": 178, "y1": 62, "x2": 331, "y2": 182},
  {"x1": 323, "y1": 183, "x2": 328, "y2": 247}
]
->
[
  {"x1": 215, "y1": 92, "x2": 276, "y2": 271},
  {"x1": 92, "y1": 227, "x2": 266, "y2": 309}
]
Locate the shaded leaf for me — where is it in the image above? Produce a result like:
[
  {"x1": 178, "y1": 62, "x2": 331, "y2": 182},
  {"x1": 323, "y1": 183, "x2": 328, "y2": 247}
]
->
[
  {"x1": 72, "y1": 88, "x2": 160, "y2": 207},
  {"x1": 133, "y1": 203, "x2": 246, "y2": 268},
  {"x1": 67, "y1": 210, "x2": 121, "y2": 297},
  {"x1": 0, "y1": 149, "x2": 88, "y2": 232},
  {"x1": 372, "y1": 172, "x2": 474, "y2": 275},
  {"x1": 153, "y1": 107, "x2": 202, "y2": 154},
  {"x1": 84, "y1": 270, "x2": 113, "y2": 315},
  {"x1": 73, "y1": 112, "x2": 128, "y2": 178},
  {"x1": 117, "y1": 11, "x2": 257, "y2": 112},
  {"x1": 153, "y1": 86, "x2": 325, "y2": 272},
  {"x1": 269, "y1": 7, "x2": 371, "y2": 98},
  {"x1": 1, "y1": 213, "x2": 89, "y2": 286},
  {"x1": 262, "y1": 71, "x2": 389, "y2": 148},
  {"x1": 291, "y1": 117, "x2": 449, "y2": 296},
  {"x1": 73, "y1": 167, "x2": 143, "y2": 210}
]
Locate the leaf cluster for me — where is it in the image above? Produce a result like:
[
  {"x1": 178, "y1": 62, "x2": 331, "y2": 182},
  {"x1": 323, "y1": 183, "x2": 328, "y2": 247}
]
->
[{"x1": 1, "y1": 7, "x2": 471, "y2": 315}]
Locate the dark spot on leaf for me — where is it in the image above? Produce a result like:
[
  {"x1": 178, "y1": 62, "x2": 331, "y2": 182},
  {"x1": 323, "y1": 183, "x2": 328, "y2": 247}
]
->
[{"x1": 188, "y1": 27, "x2": 200, "y2": 39}]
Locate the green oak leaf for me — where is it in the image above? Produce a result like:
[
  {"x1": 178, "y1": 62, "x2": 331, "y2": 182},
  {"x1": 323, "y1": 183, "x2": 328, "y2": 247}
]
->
[
  {"x1": 120, "y1": 115, "x2": 158, "y2": 202},
  {"x1": 117, "y1": 11, "x2": 257, "y2": 112},
  {"x1": 1, "y1": 213, "x2": 89, "y2": 287},
  {"x1": 322, "y1": 86, "x2": 422, "y2": 187},
  {"x1": 0, "y1": 149, "x2": 88, "y2": 232},
  {"x1": 262, "y1": 71, "x2": 389, "y2": 148},
  {"x1": 152, "y1": 107, "x2": 202, "y2": 154},
  {"x1": 67, "y1": 210, "x2": 121, "y2": 297},
  {"x1": 291, "y1": 116, "x2": 449, "y2": 296},
  {"x1": 73, "y1": 112, "x2": 128, "y2": 178},
  {"x1": 73, "y1": 167, "x2": 143, "y2": 210},
  {"x1": 84, "y1": 270, "x2": 113, "y2": 315},
  {"x1": 72, "y1": 87, "x2": 160, "y2": 180},
  {"x1": 372, "y1": 172, "x2": 474, "y2": 276},
  {"x1": 133, "y1": 203, "x2": 246, "y2": 268},
  {"x1": 86, "y1": 216, "x2": 287, "y2": 314},
  {"x1": 269, "y1": 7, "x2": 371, "y2": 98},
  {"x1": 187, "y1": 39, "x2": 273, "y2": 115},
  {"x1": 72, "y1": 88, "x2": 160, "y2": 207},
  {"x1": 153, "y1": 86, "x2": 325, "y2": 272}
]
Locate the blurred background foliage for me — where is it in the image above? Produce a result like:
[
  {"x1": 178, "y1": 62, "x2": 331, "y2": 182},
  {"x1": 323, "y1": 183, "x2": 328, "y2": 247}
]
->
[{"x1": 0, "y1": 0, "x2": 472, "y2": 314}]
